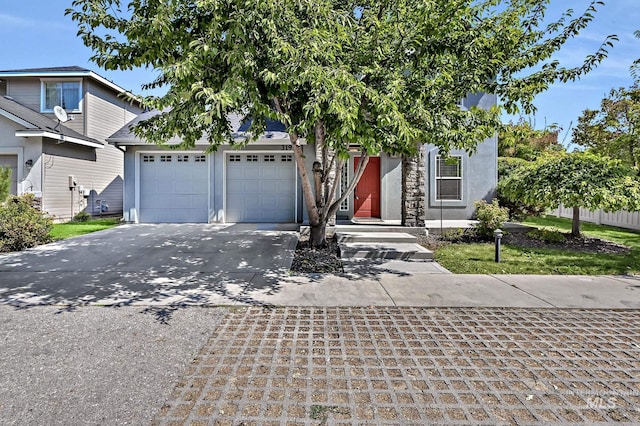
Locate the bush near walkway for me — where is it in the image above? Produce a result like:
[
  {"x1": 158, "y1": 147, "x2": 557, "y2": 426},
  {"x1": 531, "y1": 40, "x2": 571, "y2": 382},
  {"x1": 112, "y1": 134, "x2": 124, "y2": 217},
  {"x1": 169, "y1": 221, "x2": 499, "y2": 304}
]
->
[{"x1": 0, "y1": 194, "x2": 53, "y2": 252}]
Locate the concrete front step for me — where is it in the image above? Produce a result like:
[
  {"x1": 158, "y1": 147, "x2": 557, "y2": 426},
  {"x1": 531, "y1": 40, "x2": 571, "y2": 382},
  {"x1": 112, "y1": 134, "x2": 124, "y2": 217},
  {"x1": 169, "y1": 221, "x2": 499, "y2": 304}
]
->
[
  {"x1": 335, "y1": 225, "x2": 426, "y2": 235},
  {"x1": 336, "y1": 232, "x2": 417, "y2": 244},
  {"x1": 340, "y1": 242, "x2": 434, "y2": 260}
]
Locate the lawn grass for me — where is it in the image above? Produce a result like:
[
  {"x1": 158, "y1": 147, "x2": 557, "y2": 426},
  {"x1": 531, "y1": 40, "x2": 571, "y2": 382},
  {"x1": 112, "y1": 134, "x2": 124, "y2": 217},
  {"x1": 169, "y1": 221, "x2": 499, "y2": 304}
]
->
[
  {"x1": 50, "y1": 218, "x2": 121, "y2": 240},
  {"x1": 433, "y1": 216, "x2": 640, "y2": 275}
]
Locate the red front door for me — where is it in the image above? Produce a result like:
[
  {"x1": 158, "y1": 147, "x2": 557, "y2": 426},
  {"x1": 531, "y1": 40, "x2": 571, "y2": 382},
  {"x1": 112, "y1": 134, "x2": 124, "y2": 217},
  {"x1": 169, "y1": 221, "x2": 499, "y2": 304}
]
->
[{"x1": 354, "y1": 157, "x2": 381, "y2": 218}]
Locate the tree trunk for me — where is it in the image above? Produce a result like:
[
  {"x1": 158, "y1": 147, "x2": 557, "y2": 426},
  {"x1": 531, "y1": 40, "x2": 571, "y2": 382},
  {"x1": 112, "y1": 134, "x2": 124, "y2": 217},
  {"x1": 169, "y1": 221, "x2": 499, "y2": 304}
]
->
[
  {"x1": 309, "y1": 221, "x2": 326, "y2": 248},
  {"x1": 571, "y1": 206, "x2": 581, "y2": 236}
]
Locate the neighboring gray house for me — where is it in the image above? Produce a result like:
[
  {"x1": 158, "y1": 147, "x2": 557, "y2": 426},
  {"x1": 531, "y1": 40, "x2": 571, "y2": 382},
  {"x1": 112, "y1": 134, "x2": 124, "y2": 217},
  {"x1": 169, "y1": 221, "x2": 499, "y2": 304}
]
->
[
  {"x1": 0, "y1": 66, "x2": 143, "y2": 220},
  {"x1": 107, "y1": 92, "x2": 497, "y2": 225}
]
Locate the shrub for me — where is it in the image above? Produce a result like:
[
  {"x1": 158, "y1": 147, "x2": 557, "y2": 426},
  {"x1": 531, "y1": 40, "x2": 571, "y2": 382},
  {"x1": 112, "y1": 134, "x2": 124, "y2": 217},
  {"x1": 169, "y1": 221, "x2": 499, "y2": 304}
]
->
[
  {"x1": 0, "y1": 166, "x2": 10, "y2": 203},
  {"x1": 73, "y1": 211, "x2": 92, "y2": 222},
  {"x1": 0, "y1": 194, "x2": 53, "y2": 252},
  {"x1": 497, "y1": 157, "x2": 546, "y2": 220},
  {"x1": 527, "y1": 228, "x2": 567, "y2": 244},
  {"x1": 474, "y1": 199, "x2": 509, "y2": 238}
]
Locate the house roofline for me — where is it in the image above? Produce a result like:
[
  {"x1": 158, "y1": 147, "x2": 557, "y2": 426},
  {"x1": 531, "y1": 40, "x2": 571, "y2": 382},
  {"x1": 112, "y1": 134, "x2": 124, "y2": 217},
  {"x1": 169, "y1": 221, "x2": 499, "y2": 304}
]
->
[
  {"x1": 16, "y1": 130, "x2": 105, "y2": 149},
  {"x1": 0, "y1": 108, "x2": 36, "y2": 129},
  {"x1": 0, "y1": 69, "x2": 138, "y2": 100}
]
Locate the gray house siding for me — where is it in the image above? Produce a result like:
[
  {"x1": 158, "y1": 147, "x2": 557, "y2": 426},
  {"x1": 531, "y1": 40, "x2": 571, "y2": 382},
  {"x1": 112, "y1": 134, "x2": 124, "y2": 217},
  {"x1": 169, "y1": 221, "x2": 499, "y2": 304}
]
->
[
  {"x1": 42, "y1": 140, "x2": 122, "y2": 221},
  {"x1": 6, "y1": 77, "x2": 87, "y2": 135},
  {"x1": 424, "y1": 93, "x2": 498, "y2": 220},
  {"x1": 0, "y1": 117, "x2": 44, "y2": 196},
  {"x1": 86, "y1": 81, "x2": 141, "y2": 141}
]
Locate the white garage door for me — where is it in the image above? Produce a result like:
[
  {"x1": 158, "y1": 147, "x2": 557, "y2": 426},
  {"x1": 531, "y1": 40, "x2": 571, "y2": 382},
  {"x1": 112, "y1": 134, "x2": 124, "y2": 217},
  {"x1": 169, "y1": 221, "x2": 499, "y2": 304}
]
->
[
  {"x1": 139, "y1": 153, "x2": 209, "y2": 223},
  {"x1": 226, "y1": 152, "x2": 296, "y2": 222},
  {"x1": 0, "y1": 155, "x2": 18, "y2": 195}
]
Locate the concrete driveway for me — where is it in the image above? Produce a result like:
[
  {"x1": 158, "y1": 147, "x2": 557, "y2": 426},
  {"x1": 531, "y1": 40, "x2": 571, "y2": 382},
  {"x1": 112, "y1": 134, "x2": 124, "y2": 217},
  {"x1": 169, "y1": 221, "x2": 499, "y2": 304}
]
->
[{"x1": 0, "y1": 224, "x2": 298, "y2": 308}]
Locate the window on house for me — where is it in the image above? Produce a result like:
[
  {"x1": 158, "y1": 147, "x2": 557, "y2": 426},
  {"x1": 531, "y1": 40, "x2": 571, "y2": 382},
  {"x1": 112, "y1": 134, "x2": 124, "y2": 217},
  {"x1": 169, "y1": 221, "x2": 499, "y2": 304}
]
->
[
  {"x1": 42, "y1": 81, "x2": 82, "y2": 112},
  {"x1": 142, "y1": 155, "x2": 155, "y2": 163},
  {"x1": 195, "y1": 155, "x2": 207, "y2": 162},
  {"x1": 436, "y1": 156, "x2": 462, "y2": 201},
  {"x1": 264, "y1": 154, "x2": 275, "y2": 162},
  {"x1": 228, "y1": 154, "x2": 240, "y2": 162},
  {"x1": 246, "y1": 154, "x2": 258, "y2": 162},
  {"x1": 160, "y1": 155, "x2": 172, "y2": 162},
  {"x1": 177, "y1": 155, "x2": 189, "y2": 162},
  {"x1": 281, "y1": 154, "x2": 293, "y2": 162}
]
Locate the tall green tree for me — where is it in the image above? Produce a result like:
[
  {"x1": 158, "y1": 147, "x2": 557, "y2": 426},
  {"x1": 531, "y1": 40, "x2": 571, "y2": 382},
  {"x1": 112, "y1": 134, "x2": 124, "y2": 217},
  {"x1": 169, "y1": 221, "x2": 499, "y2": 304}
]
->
[
  {"x1": 501, "y1": 152, "x2": 640, "y2": 236},
  {"x1": 499, "y1": 118, "x2": 564, "y2": 161},
  {"x1": 68, "y1": 0, "x2": 616, "y2": 245},
  {"x1": 573, "y1": 85, "x2": 640, "y2": 169}
]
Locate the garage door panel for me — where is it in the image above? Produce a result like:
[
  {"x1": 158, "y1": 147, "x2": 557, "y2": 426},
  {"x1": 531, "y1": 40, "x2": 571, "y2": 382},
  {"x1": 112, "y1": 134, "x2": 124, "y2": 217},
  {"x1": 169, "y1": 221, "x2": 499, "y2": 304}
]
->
[
  {"x1": 226, "y1": 154, "x2": 295, "y2": 223},
  {"x1": 139, "y1": 154, "x2": 209, "y2": 223}
]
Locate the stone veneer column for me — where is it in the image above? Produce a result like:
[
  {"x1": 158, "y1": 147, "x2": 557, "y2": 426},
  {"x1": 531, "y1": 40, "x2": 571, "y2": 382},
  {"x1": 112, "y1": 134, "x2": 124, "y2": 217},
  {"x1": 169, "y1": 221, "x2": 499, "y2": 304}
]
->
[{"x1": 401, "y1": 145, "x2": 426, "y2": 227}]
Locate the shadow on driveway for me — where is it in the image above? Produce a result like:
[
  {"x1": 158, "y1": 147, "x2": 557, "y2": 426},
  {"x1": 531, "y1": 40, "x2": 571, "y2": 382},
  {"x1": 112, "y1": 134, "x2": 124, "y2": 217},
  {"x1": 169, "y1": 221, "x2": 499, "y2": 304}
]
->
[{"x1": 0, "y1": 224, "x2": 304, "y2": 318}]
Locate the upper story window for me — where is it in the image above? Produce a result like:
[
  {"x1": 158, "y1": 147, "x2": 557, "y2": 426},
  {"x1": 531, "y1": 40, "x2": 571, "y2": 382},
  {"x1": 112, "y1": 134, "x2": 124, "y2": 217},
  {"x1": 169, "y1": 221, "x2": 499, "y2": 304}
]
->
[
  {"x1": 41, "y1": 80, "x2": 82, "y2": 113},
  {"x1": 436, "y1": 156, "x2": 463, "y2": 201}
]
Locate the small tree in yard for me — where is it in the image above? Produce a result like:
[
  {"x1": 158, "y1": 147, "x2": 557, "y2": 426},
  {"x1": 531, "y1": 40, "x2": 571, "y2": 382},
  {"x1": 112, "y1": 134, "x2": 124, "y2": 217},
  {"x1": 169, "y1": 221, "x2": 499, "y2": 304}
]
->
[
  {"x1": 68, "y1": 0, "x2": 615, "y2": 246},
  {"x1": 501, "y1": 152, "x2": 640, "y2": 236},
  {"x1": 0, "y1": 194, "x2": 53, "y2": 252}
]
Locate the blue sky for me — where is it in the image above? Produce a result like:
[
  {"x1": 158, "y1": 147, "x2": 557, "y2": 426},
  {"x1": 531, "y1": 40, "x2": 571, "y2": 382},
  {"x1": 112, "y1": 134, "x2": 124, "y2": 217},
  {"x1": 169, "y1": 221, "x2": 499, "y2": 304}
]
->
[{"x1": 1, "y1": 1, "x2": 638, "y2": 144}]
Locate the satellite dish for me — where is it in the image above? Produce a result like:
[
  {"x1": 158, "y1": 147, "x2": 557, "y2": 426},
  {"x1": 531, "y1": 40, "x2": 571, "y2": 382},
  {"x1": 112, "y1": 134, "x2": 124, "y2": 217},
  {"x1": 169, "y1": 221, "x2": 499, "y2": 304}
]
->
[{"x1": 53, "y1": 106, "x2": 68, "y2": 123}]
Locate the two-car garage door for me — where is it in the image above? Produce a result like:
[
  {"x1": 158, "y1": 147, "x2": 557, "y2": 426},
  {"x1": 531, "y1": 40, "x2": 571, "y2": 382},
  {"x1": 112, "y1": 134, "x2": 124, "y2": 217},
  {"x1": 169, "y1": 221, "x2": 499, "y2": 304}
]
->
[{"x1": 138, "y1": 152, "x2": 296, "y2": 223}]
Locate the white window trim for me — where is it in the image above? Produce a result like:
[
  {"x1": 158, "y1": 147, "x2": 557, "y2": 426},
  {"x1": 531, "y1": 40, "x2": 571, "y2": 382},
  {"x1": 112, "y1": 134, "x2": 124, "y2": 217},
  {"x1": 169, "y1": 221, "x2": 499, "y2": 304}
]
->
[
  {"x1": 435, "y1": 155, "x2": 463, "y2": 202},
  {"x1": 40, "y1": 78, "x2": 83, "y2": 113}
]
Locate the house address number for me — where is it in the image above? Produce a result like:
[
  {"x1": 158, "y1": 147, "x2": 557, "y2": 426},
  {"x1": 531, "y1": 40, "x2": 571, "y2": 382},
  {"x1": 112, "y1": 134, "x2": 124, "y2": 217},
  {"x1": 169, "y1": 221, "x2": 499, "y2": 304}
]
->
[{"x1": 281, "y1": 145, "x2": 292, "y2": 150}]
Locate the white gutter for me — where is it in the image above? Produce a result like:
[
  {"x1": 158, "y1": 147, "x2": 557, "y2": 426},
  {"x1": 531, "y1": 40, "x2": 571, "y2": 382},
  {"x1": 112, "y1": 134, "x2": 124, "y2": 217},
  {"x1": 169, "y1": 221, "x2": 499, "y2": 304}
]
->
[
  {"x1": 0, "y1": 109, "x2": 37, "y2": 129},
  {"x1": 16, "y1": 130, "x2": 105, "y2": 149}
]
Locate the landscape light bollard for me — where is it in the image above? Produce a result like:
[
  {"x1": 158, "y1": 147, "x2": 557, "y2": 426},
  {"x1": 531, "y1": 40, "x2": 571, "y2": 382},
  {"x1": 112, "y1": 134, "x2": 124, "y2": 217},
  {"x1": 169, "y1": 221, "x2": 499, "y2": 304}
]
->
[{"x1": 494, "y1": 229, "x2": 503, "y2": 263}]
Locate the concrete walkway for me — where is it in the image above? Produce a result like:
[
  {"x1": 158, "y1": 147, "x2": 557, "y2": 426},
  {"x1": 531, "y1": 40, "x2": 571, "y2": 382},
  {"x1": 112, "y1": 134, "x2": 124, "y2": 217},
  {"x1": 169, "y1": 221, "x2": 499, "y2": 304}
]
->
[{"x1": 233, "y1": 270, "x2": 640, "y2": 309}]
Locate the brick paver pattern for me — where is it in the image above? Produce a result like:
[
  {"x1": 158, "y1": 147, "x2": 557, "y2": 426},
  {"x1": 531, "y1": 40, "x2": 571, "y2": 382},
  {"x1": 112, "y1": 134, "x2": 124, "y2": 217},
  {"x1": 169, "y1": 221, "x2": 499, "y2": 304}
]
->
[{"x1": 154, "y1": 307, "x2": 640, "y2": 425}]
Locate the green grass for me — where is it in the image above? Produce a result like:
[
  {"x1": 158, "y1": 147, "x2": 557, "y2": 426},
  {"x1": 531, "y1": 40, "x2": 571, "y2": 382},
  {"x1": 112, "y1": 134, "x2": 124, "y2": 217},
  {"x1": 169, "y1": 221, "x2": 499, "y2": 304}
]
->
[
  {"x1": 50, "y1": 218, "x2": 121, "y2": 240},
  {"x1": 521, "y1": 216, "x2": 640, "y2": 250},
  {"x1": 433, "y1": 216, "x2": 640, "y2": 275}
]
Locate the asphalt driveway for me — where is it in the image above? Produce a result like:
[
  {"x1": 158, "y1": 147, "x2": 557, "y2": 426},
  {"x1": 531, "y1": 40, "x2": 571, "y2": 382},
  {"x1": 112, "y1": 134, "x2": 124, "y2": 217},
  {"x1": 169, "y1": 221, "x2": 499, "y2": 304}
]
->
[{"x1": 0, "y1": 224, "x2": 298, "y2": 308}]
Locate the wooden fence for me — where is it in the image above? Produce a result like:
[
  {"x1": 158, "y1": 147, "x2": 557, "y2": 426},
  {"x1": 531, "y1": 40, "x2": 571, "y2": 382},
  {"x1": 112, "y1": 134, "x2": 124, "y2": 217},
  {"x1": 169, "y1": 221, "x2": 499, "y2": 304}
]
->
[{"x1": 553, "y1": 206, "x2": 640, "y2": 231}]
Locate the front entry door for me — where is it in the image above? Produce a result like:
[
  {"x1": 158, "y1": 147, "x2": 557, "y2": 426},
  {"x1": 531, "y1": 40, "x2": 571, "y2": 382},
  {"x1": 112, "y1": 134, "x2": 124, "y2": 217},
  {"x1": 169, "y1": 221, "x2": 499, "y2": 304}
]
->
[{"x1": 354, "y1": 157, "x2": 381, "y2": 218}]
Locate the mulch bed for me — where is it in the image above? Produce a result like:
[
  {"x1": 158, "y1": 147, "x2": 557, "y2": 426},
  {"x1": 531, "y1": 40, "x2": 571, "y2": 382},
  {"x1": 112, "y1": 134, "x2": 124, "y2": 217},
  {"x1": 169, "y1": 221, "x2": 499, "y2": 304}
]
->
[
  {"x1": 418, "y1": 229, "x2": 630, "y2": 255},
  {"x1": 290, "y1": 235, "x2": 343, "y2": 274}
]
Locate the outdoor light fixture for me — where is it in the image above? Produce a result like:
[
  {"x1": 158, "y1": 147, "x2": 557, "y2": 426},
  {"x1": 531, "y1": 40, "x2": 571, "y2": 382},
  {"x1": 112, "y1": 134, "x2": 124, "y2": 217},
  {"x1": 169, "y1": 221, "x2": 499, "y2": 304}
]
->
[
  {"x1": 494, "y1": 228, "x2": 503, "y2": 263},
  {"x1": 25, "y1": 159, "x2": 33, "y2": 170}
]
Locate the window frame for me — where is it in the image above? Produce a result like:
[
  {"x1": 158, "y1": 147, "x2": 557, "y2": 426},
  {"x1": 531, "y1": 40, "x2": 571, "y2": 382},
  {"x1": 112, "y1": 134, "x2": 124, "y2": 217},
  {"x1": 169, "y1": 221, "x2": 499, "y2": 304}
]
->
[
  {"x1": 40, "y1": 79, "x2": 83, "y2": 113},
  {"x1": 435, "y1": 155, "x2": 463, "y2": 202}
]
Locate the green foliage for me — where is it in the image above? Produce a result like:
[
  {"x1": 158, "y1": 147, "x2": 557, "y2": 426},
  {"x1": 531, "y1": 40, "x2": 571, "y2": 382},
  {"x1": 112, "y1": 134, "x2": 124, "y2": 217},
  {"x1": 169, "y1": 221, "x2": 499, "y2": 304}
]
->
[
  {"x1": 0, "y1": 194, "x2": 53, "y2": 252},
  {"x1": 73, "y1": 211, "x2": 92, "y2": 222},
  {"x1": 572, "y1": 85, "x2": 640, "y2": 168},
  {"x1": 497, "y1": 157, "x2": 546, "y2": 220},
  {"x1": 0, "y1": 166, "x2": 11, "y2": 203},
  {"x1": 499, "y1": 119, "x2": 564, "y2": 161},
  {"x1": 501, "y1": 152, "x2": 640, "y2": 213},
  {"x1": 527, "y1": 228, "x2": 567, "y2": 244},
  {"x1": 67, "y1": 0, "x2": 615, "y2": 153},
  {"x1": 474, "y1": 199, "x2": 509, "y2": 237}
]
